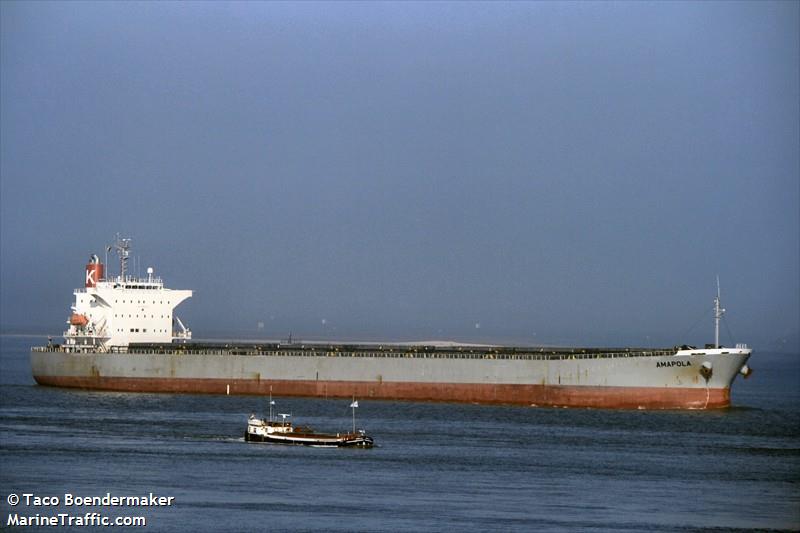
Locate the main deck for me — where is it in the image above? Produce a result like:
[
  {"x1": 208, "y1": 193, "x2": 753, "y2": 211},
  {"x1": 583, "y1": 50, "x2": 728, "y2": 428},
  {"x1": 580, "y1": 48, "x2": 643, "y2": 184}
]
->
[{"x1": 104, "y1": 341, "x2": 683, "y2": 361}]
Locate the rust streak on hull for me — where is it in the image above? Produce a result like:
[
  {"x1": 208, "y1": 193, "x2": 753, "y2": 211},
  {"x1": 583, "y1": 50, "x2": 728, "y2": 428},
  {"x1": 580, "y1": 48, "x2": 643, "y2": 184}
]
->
[{"x1": 33, "y1": 375, "x2": 730, "y2": 409}]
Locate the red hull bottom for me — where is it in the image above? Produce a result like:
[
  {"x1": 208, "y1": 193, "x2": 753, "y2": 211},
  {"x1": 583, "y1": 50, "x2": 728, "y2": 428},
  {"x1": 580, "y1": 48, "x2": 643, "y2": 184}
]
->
[{"x1": 33, "y1": 375, "x2": 731, "y2": 409}]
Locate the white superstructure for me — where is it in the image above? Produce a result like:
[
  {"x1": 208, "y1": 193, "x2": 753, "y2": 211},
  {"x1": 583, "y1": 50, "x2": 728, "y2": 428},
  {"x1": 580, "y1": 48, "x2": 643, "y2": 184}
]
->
[{"x1": 63, "y1": 236, "x2": 192, "y2": 352}]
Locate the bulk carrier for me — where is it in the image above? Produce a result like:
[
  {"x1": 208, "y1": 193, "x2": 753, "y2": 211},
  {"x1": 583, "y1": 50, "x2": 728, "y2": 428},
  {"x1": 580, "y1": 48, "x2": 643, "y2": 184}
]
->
[{"x1": 31, "y1": 237, "x2": 753, "y2": 409}]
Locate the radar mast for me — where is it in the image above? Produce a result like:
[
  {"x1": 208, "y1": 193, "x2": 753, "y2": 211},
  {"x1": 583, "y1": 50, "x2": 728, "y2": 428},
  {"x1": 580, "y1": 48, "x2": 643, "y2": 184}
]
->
[{"x1": 112, "y1": 234, "x2": 131, "y2": 280}]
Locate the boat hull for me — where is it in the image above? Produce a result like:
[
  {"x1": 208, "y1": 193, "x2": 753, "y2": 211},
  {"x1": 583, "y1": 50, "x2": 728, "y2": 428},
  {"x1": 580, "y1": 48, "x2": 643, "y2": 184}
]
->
[
  {"x1": 244, "y1": 429, "x2": 373, "y2": 447},
  {"x1": 30, "y1": 348, "x2": 750, "y2": 409}
]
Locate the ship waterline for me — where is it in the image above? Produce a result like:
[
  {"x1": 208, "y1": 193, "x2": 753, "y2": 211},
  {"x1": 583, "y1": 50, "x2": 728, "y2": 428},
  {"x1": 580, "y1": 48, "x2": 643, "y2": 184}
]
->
[{"x1": 32, "y1": 375, "x2": 733, "y2": 409}]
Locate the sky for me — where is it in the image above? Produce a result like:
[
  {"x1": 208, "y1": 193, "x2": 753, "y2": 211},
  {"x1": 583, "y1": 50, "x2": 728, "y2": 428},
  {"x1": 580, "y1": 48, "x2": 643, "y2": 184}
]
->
[{"x1": 1, "y1": 1, "x2": 798, "y2": 351}]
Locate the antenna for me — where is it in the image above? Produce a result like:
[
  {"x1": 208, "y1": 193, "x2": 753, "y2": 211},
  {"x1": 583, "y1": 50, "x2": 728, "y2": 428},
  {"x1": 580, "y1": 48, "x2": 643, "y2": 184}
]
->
[
  {"x1": 104, "y1": 245, "x2": 111, "y2": 279},
  {"x1": 112, "y1": 234, "x2": 131, "y2": 280},
  {"x1": 714, "y1": 276, "x2": 726, "y2": 349}
]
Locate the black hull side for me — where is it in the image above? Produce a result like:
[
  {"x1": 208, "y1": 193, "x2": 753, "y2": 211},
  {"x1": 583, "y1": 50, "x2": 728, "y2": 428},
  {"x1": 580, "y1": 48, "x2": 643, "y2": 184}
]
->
[{"x1": 245, "y1": 430, "x2": 373, "y2": 448}]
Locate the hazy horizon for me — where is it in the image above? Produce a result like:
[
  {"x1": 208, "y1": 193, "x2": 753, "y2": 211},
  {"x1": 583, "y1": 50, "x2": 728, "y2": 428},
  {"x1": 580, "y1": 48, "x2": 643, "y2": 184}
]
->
[{"x1": 2, "y1": 2, "x2": 798, "y2": 352}]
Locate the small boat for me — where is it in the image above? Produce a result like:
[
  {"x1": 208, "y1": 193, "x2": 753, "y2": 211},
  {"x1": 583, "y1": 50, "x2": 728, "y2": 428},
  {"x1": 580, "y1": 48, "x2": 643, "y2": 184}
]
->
[{"x1": 244, "y1": 397, "x2": 374, "y2": 448}]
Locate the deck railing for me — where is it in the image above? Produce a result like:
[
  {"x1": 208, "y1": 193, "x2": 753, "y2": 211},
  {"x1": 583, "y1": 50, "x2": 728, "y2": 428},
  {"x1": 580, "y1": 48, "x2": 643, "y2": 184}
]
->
[{"x1": 33, "y1": 344, "x2": 681, "y2": 360}]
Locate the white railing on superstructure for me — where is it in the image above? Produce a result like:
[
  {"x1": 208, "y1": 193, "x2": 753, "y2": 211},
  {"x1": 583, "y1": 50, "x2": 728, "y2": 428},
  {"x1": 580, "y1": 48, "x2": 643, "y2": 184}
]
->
[
  {"x1": 105, "y1": 276, "x2": 164, "y2": 286},
  {"x1": 108, "y1": 275, "x2": 163, "y2": 283},
  {"x1": 75, "y1": 279, "x2": 165, "y2": 292}
]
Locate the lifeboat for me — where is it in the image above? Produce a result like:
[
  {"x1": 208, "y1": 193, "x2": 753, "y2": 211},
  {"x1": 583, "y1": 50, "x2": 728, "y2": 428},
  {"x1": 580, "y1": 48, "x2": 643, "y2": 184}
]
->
[{"x1": 69, "y1": 313, "x2": 89, "y2": 327}]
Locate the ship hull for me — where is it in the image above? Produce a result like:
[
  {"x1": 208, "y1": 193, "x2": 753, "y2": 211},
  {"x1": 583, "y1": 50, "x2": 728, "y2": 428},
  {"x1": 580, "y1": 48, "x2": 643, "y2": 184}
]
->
[
  {"x1": 30, "y1": 347, "x2": 750, "y2": 409},
  {"x1": 33, "y1": 374, "x2": 731, "y2": 409}
]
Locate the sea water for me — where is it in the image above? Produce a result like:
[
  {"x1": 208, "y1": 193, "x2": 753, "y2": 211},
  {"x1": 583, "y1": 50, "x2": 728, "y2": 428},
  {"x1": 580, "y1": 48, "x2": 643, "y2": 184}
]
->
[{"x1": 1, "y1": 335, "x2": 798, "y2": 532}]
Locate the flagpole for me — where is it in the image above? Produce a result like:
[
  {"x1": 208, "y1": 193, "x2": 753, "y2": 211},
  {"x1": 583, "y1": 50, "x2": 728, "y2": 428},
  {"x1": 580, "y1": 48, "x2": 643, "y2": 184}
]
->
[{"x1": 269, "y1": 386, "x2": 274, "y2": 422}]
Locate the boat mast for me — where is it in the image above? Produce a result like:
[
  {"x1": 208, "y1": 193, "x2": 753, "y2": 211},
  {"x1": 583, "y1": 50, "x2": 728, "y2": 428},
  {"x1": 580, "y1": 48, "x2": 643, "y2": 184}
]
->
[
  {"x1": 268, "y1": 387, "x2": 275, "y2": 423},
  {"x1": 714, "y1": 276, "x2": 725, "y2": 349},
  {"x1": 113, "y1": 234, "x2": 131, "y2": 280},
  {"x1": 350, "y1": 397, "x2": 358, "y2": 433}
]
